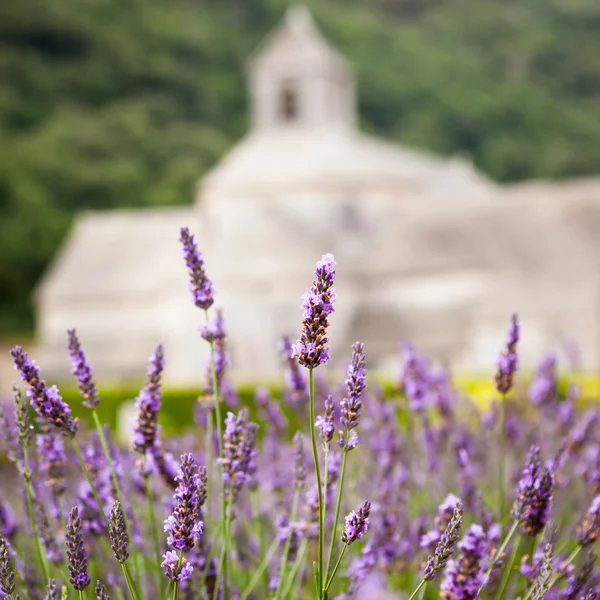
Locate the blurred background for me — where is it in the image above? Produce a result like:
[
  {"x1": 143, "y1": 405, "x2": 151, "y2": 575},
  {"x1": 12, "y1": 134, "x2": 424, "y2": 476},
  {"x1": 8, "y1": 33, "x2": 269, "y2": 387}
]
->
[{"x1": 1, "y1": 0, "x2": 600, "y2": 392}]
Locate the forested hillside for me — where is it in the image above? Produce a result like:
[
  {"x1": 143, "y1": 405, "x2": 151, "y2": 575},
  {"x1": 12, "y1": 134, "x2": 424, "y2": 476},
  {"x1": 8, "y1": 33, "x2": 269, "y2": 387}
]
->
[{"x1": 1, "y1": 0, "x2": 600, "y2": 332}]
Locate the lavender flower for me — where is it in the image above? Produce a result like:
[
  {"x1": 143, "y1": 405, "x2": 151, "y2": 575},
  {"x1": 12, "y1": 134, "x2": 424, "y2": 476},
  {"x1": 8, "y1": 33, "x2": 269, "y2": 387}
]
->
[
  {"x1": 164, "y1": 454, "x2": 205, "y2": 554},
  {"x1": 292, "y1": 253, "x2": 336, "y2": 369},
  {"x1": 180, "y1": 226, "x2": 214, "y2": 310},
  {"x1": 315, "y1": 395, "x2": 335, "y2": 446},
  {"x1": 342, "y1": 501, "x2": 371, "y2": 545},
  {"x1": 275, "y1": 515, "x2": 304, "y2": 560},
  {"x1": 280, "y1": 335, "x2": 308, "y2": 404},
  {"x1": 576, "y1": 496, "x2": 600, "y2": 547},
  {"x1": 421, "y1": 494, "x2": 462, "y2": 551},
  {"x1": 220, "y1": 409, "x2": 259, "y2": 501},
  {"x1": 34, "y1": 497, "x2": 63, "y2": 565},
  {"x1": 11, "y1": 346, "x2": 78, "y2": 437},
  {"x1": 512, "y1": 446, "x2": 554, "y2": 536},
  {"x1": 495, "y1": 314, "x2": 520, "y2": 394},
  {"x1": 67, "y1": 329, "x2": 100, "y2": 409},
  {"x1": 0, "y1": 535, "x2": 16, "y2": 597},
  {"x1": 201, "y1": 309, "x2": 229, "y2": 395},
  {"x1": 162, "y1": 550, "x2": 194, "y2": 583},
  {"x1": 424, "y1": 499, "x2": 464, "y2": 581},
  {"x1": 339, "y1": 343, "x2": 366, "y2": 450},
  {"x1": 45, "y1": 579, "x2": 58, "y2": 600},
  {"x1": 293, "y1": 431, "x2": 307, "y2": 492},
  {"x1": 37, "y1": 433, "x2": 67, "y2": 508},
  {"x1": 13, "y1": 385, "x2": 31, "y2": 450},
  {"x1": 531, "y1": 542, "x2": 553, "y2": 600},
  {"x1": 133, "y1": 344, "x2": 164, "y2": 454},
  {"x1": 66, "y1": 507, "x2": 91, "y2": 591},
  {"x1": 109, "y1": 501, "x2": 129, "y2": 563},
  {"x1": 528, "y1": 354, "x2": 558, "y2": 407},
  {"x1": 440, "y1": 524, "x2": 487, "y2": 600},
  {"x1": 400, "y1": 343, "x2": 429, "y2": 412},
  {"x1": 95, "y1": 581, "x2": 111, "y2": 600}
]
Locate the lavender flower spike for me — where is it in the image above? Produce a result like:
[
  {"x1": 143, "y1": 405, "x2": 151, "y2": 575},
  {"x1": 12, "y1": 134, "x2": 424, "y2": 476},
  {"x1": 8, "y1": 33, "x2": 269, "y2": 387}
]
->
[
  {"x1": 292, "y1": 253, "x2": 336, "y2": 369},
  {"x1": 0, "y1": 535, "x2": 16, "y2": 597},
  {"x1": 342, "y1": 500, "x2": 371, "y2": 545},
  {"x1": 133, "y1": 344, "x2": 165, "y2": 454},
  {"x1": 45, "y1": 579, "x2": 58, "y2": 600},
  {"x1": 67, "y1": 329, "x2": 100, "y2": 409},
  {"x1": 512, "y1": 446, "x2": 554, "y2": 536},
  {"x1": 293, "y1": 431, "x2": 307, "y2": 492},
  {"x1": 424, "y1": 499, "x2": 464, "y2": 581},
  {"x1": 161, "y1": 550, "x2": 194, "y2": 583},
  {"x1": 109, "y1": 501, "x2": 129, "y2": 563},
  {"x1": 576, "y1": 495, "x2": 600, "y2": 547},
  {"x1": 66, "y1": 507, "x2": 91, "y2": 591},
  {"x1": 11, "y1": 346, "x2": 78, "y2": 438},
  {"x1": 95, "y1": 581, "x2": 111, "y2": 600},
  {"x1": 440, "y1": 524, "x2": 487, "y2": 600},
  {"x1": 339, "y1": 342, "x2": 367, "y2": 450},
  {"x1": 495, "y1": 314, "x2": 520, "y2": 394},
  {"x1": 315, "y1": 395, "x2": 335, "y2": 446},
  {"x1": 180, "y1": 226, "x2": 214, "y2": 310}
]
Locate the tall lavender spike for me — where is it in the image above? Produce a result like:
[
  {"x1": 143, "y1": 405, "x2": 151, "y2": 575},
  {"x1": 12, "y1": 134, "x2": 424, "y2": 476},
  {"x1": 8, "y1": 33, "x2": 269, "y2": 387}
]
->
[
  {"x1": 339, "y1": 342, "x2": 366, "y2": 451},
  {"x1": 400, "y1": 343, "x2": 429, "y2": 412},
  {"x1": 440, "y1": 524, "x2": 487, "y2": 600},
  {"x1": 44, "y1": 579, "x2": 58, "y2": 600},
  {"x1": 342, "y1": 501, "x2": 371, "y2": 545},
  {"x1": 495, "y1": 314, "x2": 520, "y2": 394},
  {"x1": 315, "y1": 395, "x2": 335, "y2": 446},
  {"x1": 512, "y1": 446, "x2": 554, "y2": 536},
  {"x1": 293, "y1": 431, "x2": 307, "y2": 492},
  {"x1": 95, "y1": 581, "x2": 111, "y2": 600},
  {"x1": 109, "y1": 501, "x2": 129, "y2": 564},
  {"x1": 37, "y1": 433, "x2": 67, "y2": 517},
  {"x1": 66, "y1": 507, "x2": 91, "y2": 591},
  {"x1": 531, "y1": 541, "x2": 554, "y2": 600},
  {"x1": 10, "y1": 346, "x2": 78, "y2": 438},
  {"x1": 201, "y1": 309, "x2": 230, "y2": 394},
  {"x1": 421, "y1": 494, "x2": 462, "y2": 551},
  {"x1": 424, "y1": 499, "x2": 464, "y2": 581},
  {"x1": 13, "y1": 385, "x2": 31, "y2": 450},
  {"x1": 179, "y1": 226, "x2": 214, "y2": 310},
  {"x1": 576, "y1": 496, "x2": 600, "y2": 547},
  {"x1": 67, "y1": 329, "x2": 100, "y2": 409},
  {"x1": 219, "y1": 409, "x2": 259, "y2": 501},
  {"x1": 34, "y1": 497, "x2": 63, "y2": 565},
  {"x1": 133, "y1": 344, "x2": 165, "y2": 454},
  {"x1": 292, "y1": 253, "x2": 336, "y2": 369},
  {"x1": 280, "y1": 335, "x2": 308, "y2": 404},
  {"x1": 0, "y1": 535, "x2": 16, "y2": 597},
  {"x1": 528, "y1": 354, "x2": 558, "y2": 407}
]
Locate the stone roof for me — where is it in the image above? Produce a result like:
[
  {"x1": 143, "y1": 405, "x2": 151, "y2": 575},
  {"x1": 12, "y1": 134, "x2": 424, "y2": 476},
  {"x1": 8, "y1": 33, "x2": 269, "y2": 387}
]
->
[{"x1": 36, "y1": 206, "x2": 197, "y2": 302}]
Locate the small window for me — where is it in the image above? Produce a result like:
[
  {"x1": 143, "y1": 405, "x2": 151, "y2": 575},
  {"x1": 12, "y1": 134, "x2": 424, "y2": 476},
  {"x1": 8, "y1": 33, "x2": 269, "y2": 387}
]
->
[{"x1": 279, "y1": 81, "x2": 298, "y2": 122}]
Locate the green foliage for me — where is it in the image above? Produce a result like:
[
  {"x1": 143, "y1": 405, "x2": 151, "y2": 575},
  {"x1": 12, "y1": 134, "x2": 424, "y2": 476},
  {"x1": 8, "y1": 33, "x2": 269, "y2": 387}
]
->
[{"x1": 1, "y1": 0, "x2": 600, "y2": 331}]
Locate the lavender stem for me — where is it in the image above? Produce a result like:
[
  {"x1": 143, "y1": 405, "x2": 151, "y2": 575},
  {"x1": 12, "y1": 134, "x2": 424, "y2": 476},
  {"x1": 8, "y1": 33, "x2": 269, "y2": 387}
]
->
[
  {"x1": 500, "y1": 392, "x2": 507, "y2": 527},
  {"x1": 324, "y1": 449, "x2": 348, "y2": 585},
  {"x1": 281, "y1": 539, "x2": 309, "y2": 599},
  {"x1": 274, "y1": 488, "x2": 300, "y2": 600},
  {"x1": 240, "y1": 538, "x2": 279, "y2": 600},
  {"x1": 481, "y1": 519, "x2": 519, "y2": 594},
  {"x1": 493, "y1": 534, "x2": 522, "y2": 600},
  {"x1": 142, "y1": 455, "x2": 162, "y2": 596},
  {"x1": 323, "y1": 544, "x2": 347, "y2": 593}
]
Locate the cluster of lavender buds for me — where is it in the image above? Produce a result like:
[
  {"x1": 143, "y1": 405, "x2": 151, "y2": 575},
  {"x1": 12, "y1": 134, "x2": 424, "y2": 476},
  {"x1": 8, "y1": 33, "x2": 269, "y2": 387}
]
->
[
  {"x1": 528, "y1": 354, "x2": 558, "y2": 407},
  {"x1": 280, "y1": 335, "x2": 308, "y2": 404},
  {"x1": 220, "y1": 409, "x2": 258, "y2": 501},
  {"x1": 339, "y1": 342, "x2": 366, "y2": 451},
  {"x1": 179, "y1": 226, "x2": 214, "y2": 310},
  {"x1": 67, "y1": 329, "x2": 100, "y2": 409},
  {"x1": 342, "y1": 501, "x2": 371, "y2": 546},
  {"x1": 37, "y1": 433, "x2": 67, "y2": 505},
  {"x1": 11, "y1": 346, "x2": 78, "y2": 437},
  {"x1": 531, "y1": 541, "x2": 554, "y2": 600},
  {"x1": 292, "y1": 253, "x2": 336, "y2": 369},
  {"x1": 512, "y1": 446, "x2": 554, "y2": 536},
  {"x1": 201, "y1": 309, "x2": 230, "y2": 394},
  {"x1": 495, "y1": 314, "x2": 520, "y2": 394},
  {"x1": 440, "y1": 524, "x2": 487, "y2": 600},
  {"x1": 0, "y1": 535, "x2": 16, "y2": 598},
  {"x1": 95, "y1": 581, "x2": 110, "y2": 600},
  {"x1": 423, "y1": 499, "x2": 464, "y2": 581},
  {"x1": 133, "y1": 344, "x2": 164, "y2": 454},
  {"x1": 400, "y1": 343, "x2": 429, "y2": 412},
  {"x1": 294, "y1": 431, "x2": 307, "y2": 491},
  {"x1": 108, "y1": 501, "x2": 129, "y2": 563},
  {"x1": 421, "y1": 494, "x2": 462, "y2": 551},
  {"x1": 13, "y1": 385, "x2": 31, "y2": 451},
  {"x1": 315, "y1": 395, "x2": 335, "y2": 446},
  {"x1": 66, "y1": 507, "x2": 91, "y2": 591},
  {"x1": 576, "y1": 496, "x2": 600, "y2": 547}
]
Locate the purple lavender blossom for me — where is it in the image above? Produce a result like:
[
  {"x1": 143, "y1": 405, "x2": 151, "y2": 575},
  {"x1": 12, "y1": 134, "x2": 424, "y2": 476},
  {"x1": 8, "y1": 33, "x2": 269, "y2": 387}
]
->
[
  {"x1": 280, "y1": 335, "x2": 308, "y2": 404},
  {"x1": 342, "y1": 501, "x2": 371, "y2": 545},
  {"x1": 164, "y1": 454, "x2": 205, "y2": 554},
  {"x1": 219, "y1": 409, "x2": 259, "y2": 501},
  {"x1": 440, "y1": 524, "x2": 487, "y2": 600},
  {"x1": 66, "y1": 507, "x2": 91, "y2": 591},
  {"x1": 495, "y1": 314, "x2": 520, "y2": 394},
  {"x1": 424, "y1": 499, "x2": 463, "y2": 581},
  {"x1": 531, "y1": 541, "x2": 553, "y2": 600},
  {"x1": 512, "y1": 446, "x2": 554, "y2": 536},
  {"x1": 13, "y1": 385, "x2": 31, "y2": 451},
  {"x1": 528, "y1": 354, "x2": 558, "y2": 407},
  {"x1": 162, "y1": 550, "x2": 194, "y2": 583},
  {"x1": 180, "y1": 226, "x2": 214, "y2": 310},
  {"x1": 316, "y1": 395, "x2": 335, "y2": 446},
  {"x1": 45, "y1": 579, "x2": 58, "y2": 600},
  {"x1": 275, "y1": 514, "x2": 304, "y2": 560},
  {"x1": 11, "y1": 346, "x2": 78, "y2": 438},
  {"x1": 37, "y1": 433, "x2": 67, "y2": 511},
  {"x1": 421, "y1": 494, "x2": 462, "y2": 551},
  {"x1": 201, "y1": 309, "x2": 230, "y2": 396},
  {"x1": 0, "y1": 535, "x2": 16, "y2": 597},
  {"x1": 109, "y1": 501, "x2": 129, "y2": 564},
  {"x1": 400, "y1": 343, "x2": 429, "y2": 412},
  {"x1": 293, "y1": 431, "x2": 306, "y2": 492},
  {"x1": 67, "y1": 329, "x2": 100, "y2": 409},
  {"x1": 133, "y1": 344, "x2": 164, "y2": 454},
  {"x1": 95, "y1": 581, "x2": 111, "y2": 600},
  {"x1": 576, "y1": 496, "x2": 600, "y2": 547},
  {"x1": 339, "y1": 342, "x2": 366, "y2": 449},
  {"x1": 292, "y1": 253, "x2": 336, "y2": 369}
]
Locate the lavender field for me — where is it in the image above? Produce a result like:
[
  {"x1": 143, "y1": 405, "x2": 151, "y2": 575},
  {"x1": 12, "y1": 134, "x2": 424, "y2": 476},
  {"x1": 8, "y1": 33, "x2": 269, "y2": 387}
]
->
[{"x1": 1, "y1": 228, "x2": 599, "y2": 600}]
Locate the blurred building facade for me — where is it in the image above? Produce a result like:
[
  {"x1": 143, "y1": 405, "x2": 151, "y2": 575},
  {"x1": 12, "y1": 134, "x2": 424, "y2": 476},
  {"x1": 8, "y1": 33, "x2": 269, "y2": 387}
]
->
[{"x1": 34, "y1": 6, "x2": 600, "y2": 384}]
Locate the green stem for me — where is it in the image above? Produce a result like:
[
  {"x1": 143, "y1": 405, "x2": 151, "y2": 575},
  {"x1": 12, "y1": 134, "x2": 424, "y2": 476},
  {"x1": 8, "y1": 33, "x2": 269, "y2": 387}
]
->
[
  {"x1": 493, "y1": 534, "x2": 522, "y2": 600},
  {"x1": 500, "y1": 393, "x2": 507, "y2": 527},
  {"x1": 240, "y1": 538, "x2": 279, "y2": 600},
  {"x1": 407, "y1": 579, "x2": 427, "y2": 600},
  {"x1": 21, "y1": 443, "x2": 51, "y2": 583},
  {"x1": 325, "y1": 449, "x2": 348, "y2": 583},
  {"x1": 143, "y1": 457, "x2": 162, "y2": 596},
  {"x1": 481, "y1": 520, "x2": 519, "y2": 595},
  {"x1": 121, "y1": 562, "x2": 139, "y2": 600},
  {"x1": 323, "y1": 544, "x2": 347, "y2": 593},
  {"x1": 214, "y1": 500, "x2": 233, "y2": 600},
  {"x1": 281, "y1": 539, "x2": 309, "y2": 600},
  {"x1": 308, "y1": 369, "x2": 324, "y2": 600},
  {"x1": 78, "y1": 591, "x2": 84, "y2": 600},
  {"x1": 251, "y1": 491, "x2": 268, "y2": 590},
  {"x1": 274, "y1": 489, "x2": 300, "y2": 600}
]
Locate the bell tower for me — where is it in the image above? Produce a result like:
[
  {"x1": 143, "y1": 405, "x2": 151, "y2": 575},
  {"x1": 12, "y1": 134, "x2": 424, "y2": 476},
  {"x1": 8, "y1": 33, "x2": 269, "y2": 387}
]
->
[{"x1": 247, "y1": 6, "x2": 356, "y2": 132}]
